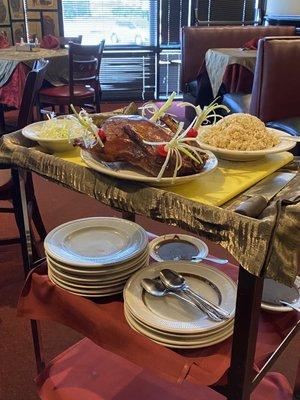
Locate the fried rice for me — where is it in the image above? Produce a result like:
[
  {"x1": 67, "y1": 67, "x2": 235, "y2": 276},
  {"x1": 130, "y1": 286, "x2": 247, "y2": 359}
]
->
[{"x1": 200, "y1": 113, "x2": 280, "y2": 151}]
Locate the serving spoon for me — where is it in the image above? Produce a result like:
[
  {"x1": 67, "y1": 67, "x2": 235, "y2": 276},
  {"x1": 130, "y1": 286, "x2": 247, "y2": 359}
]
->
[
  {"x1": 141, "y1": 278, "x2": 222, "y2": 322},
  {"x1": 192, "y1": 255, "x2": 228, "y2": 264},
  {"x1": 159, "y1": 269, "x2": 230, "y2": 320},
  {"x1": 279, "y1": 300, "x2": 300, "y2": 313}
]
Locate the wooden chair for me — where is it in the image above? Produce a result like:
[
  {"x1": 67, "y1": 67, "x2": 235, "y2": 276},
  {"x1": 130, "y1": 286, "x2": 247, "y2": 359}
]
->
[
  {"x1": 59, "y1": 35, "x2": 82, "y2": 48},
  {"x1": 0, "y1": 59, "x2": 49, "y2": 135},
  {"x1": 0, "y1": 59, "x2": 49, "y2": 250},
  {"x1": 38, "y1": 40, "x2": 105, "y2": 114}
]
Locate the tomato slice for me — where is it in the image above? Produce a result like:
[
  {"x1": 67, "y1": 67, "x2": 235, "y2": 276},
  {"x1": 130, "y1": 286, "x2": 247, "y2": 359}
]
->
[
  {"x1": 157, "y1": 144, "x2": 168, "y2": 157},
  {"x1": 98, "y1": 128, "x2": 106, "y2": 143},
  {"x1": 186, "y1": 128, "x2": 198, "y2": 138}
]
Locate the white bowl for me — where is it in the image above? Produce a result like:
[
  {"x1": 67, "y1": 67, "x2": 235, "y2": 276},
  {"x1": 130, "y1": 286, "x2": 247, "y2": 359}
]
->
[{"x1": 22, "y1": 119, "x2": 78, "y2": 153}]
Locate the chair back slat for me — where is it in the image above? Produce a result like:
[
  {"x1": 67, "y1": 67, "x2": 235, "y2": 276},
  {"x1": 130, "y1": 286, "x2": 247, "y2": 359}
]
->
[
  {"x1": 73, "y1": 58, "x2": 99, "y2": 83},
  {"x1": 68, "y1": 40, "x2": 105, "y2": 101},
  {"x1": 18, "y1": 59, "x2": 49, "y2": 129}
]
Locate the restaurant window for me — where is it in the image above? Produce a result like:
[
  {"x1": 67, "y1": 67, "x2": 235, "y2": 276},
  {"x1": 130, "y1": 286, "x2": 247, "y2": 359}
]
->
[
  {"x1": 60, "y1": 0, "x2": 258, "y2": 100},
  {"x1": 62, "y1": 0, "x2": 154, "y2": 47},
  {"x1": 61, "y1": 0, "x2": 156, "y2": 100}
]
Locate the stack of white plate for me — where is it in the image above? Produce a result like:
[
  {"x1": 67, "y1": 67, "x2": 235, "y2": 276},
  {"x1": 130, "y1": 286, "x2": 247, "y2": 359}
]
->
[
  {"x1": 45, "y1": 217, "x2": 149, "y2": 297},
  {"x1": 124, "y1": 261, "x2": 236, "y2": 348}
]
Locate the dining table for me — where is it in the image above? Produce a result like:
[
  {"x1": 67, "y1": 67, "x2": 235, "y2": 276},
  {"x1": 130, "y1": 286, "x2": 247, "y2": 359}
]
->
[
  {"x1": 196, "y1": 48, "x2": 257, "y2": 107},
  {"x1": 0, "y1": 46, "x2": 68, "y2": 109},
  {"x1": 0, "y1": 103, "x2": 299, "y2": 400}
]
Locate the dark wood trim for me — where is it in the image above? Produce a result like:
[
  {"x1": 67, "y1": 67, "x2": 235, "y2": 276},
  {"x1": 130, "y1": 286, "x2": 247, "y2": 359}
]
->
[
  {"x1": 0, "y1": 237, "x2": 20, "y2": 245},
  {"x1": 226, "y1": 267, "x2": 264, "y2": 400},
  {"x1": 30, "y1": 320, "x2": 45, "y2": 374}
]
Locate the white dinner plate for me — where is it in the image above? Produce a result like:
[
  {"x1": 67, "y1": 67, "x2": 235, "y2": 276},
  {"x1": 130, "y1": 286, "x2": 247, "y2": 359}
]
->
[
  {"x1": 47, "y1": 257, "x2": 149, "y2": 286},
  {"x1": 81, "y1": 149, "x2": 218, "y2": 187},
  {"x1": 124, "y1": 261, "x2": 236, "y2": 334},
  {"x1": 124, "y1": 303, "x2": 234, "y2": 339},
  {"x1": 197, "y1": 129, "x2": 296, "y2": 161},
  {"x1": 49, "y1": 268, "x2": 128, "y2": 289},
  {"x1": 124, "y1": 306, "x2": 233, "y2": 348},
  {"x1": 48, "y1": 270, "x2": 124, "y2": 297},
  {"x1": 46, "y1": 247, "x2": 149, "y2": 275},
  {"x1": 261, "y1": 276, "x2": 300, "y2": 312},
  {"x1": 44, "y1": 217, "x2": 148, "y2": 267},
  {"x1": 149, "y1": 234, "x2": 208, "y2": 262},
  {"x1": 22, "y1": 119, "x2": 77, "y2": 153}
]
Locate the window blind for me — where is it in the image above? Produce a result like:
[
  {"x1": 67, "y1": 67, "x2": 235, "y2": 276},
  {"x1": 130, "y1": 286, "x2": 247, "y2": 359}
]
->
[
  {"x1": 62, "y1": 0, "x2": 156, "y2": 47},
  {"x1": 61, "y1": 0, "x2": 157, "y2": 99},
  {"x1": 196, "y1": 0, "x2": 256, "y2": 23},
  {"x1": 100, "y1": 51, "x2": 156, "y2": 100},
  {"x1": 160, "y1": 0, "x2": 190, "y2": 47},
  {"x1": 159, "y1": 50, "x2": 182, "y2": 97}
]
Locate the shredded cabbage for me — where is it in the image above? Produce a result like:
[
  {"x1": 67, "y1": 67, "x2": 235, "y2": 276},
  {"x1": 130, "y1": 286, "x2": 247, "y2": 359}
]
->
[{"x1": 39, "y1": 118, "x2": 84, "y2": 140}]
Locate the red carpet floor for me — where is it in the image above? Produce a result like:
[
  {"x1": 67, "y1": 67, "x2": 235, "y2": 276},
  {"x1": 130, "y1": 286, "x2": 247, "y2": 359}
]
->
[{"x1": 0, "y1": 103, "x2": 299, "y2": 399}]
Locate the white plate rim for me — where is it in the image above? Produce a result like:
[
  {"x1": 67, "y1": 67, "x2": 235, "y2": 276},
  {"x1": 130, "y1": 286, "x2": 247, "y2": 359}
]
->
[
  {"x1": 125, "y1": 307, "x2": 233, "y2": 349},
  {"x1": 49, "y1": 268, "x2": 129, "y2": 289},
  {"x1": 48, "y1": 270, "x2": 125, "y2": 295},
  {"x1": 124, "y1": 303, "x2": 234, "y2": 338},
  {"x1": 46, "y1": 248, "x2": 149, "y2": 275},
  {"x1": 44, "y1": 217, "x2": 148, "y2": 267},
  {"x1": 48, "y1": 257, "x2": 149, "y2": 286},
  {"x1": 149, "y1": 234, "x2": 209, "y2": 262},
  {"x1": 80, "y1": 149, "x2": 218, "y2": 186}
]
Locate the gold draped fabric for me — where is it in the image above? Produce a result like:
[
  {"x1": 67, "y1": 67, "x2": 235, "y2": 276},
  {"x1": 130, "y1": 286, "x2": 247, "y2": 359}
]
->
[{"x1": 0, "y1": 104, "x2": 299, "y2": 285}]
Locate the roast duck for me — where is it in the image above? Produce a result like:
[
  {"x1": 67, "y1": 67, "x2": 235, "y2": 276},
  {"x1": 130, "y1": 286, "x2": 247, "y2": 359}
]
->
[{"x1": 80, "y1": 115, "x2": 208, "y2": 177}]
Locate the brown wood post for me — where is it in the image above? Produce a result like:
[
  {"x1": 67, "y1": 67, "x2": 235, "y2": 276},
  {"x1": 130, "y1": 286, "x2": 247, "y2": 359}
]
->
[{"x1": 226, "y1": 266, "x2": 264, "y2": 400}]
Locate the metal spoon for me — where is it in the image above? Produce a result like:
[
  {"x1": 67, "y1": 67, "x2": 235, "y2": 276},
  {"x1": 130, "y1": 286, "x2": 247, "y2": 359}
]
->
[
  {"x1": 160, "y1": 269, "x2": 230, "y2": 320},
  {"x1": 141, "y1": 278, "x2": 222, "y2": 322},
  {"x1": 280, "y1": 300, "x2": 300, "y2": 313},
  {"x1": 192, "y1": 255, "x2": 228, "y2": 264}
]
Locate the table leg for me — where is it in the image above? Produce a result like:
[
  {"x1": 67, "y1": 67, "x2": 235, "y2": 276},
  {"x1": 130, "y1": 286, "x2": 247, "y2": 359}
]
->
[
  {"x1": 226, "y1": 266, "x2": 264, "y2": 400},
  {"x1": 11, "y1": 168, "x2": 33, "y2": 276},
  {"x1": 12, "y1": 168, "x2": 46, "y2": 373},
  {"x1": 30, "y1": 320, "x2": 45, "y2": 374}
]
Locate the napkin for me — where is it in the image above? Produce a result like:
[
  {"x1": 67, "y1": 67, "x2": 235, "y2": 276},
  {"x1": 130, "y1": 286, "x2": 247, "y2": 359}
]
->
[
  {"x1": 40, "y1": 35, "x2": 60, "y2": 50},
  {"x1": 242, "y1": 37, "x2": 261, "y2": 50},
  {"x1": 0, "y1": 34, "x2": 9, "y2": 49}
]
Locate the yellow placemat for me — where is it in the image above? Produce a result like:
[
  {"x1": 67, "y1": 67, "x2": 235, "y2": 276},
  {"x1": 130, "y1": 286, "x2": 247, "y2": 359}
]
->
[
  {"x1": 53, "y1": 149, "x2": 293, "y2": 207},
  {"x1": 53, "y1": 148, "x2": 86, "y2": 167},
  {"x1": 165, "y1": 152, "x2": 294, "y2": 206}
]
